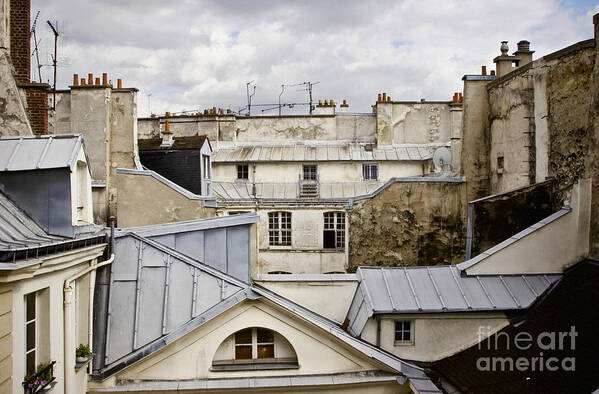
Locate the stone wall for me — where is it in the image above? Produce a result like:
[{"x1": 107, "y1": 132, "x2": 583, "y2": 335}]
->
[{"x1": 347, "y1": 180, "x2": 466, "y2": 270}]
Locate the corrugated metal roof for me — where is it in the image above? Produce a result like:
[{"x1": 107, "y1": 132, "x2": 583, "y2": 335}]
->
[
  {"x1": 212, "y1": 181, "x2": 383, "y2": 202},
  {"x1": 0, "y1": 134, "x2": 90, "y2": 173},
  {"x1": 212, "y1": 142, "x2": 449, "y2": 163},
  {"x1": 346, "y1": 265, "x2": 561, "y2": 336}
]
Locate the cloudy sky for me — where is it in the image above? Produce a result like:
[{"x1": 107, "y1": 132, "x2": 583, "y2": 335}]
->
[{"x1": 30, "y1": 0, "x2": 598, "y2": 117}]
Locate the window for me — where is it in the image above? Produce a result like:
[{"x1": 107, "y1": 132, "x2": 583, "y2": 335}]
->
[
  {"x1": 237, "y1": 164, "x2": 249, "y2": 180},
  {"x1": 212, "y1": 327, "x2": 298, "y2": 371},
  {"x1": 363, "y1": 163, "x2": 379, "y2": 180},
  {"x1": 323, "y1": 212, "x2": 345, "y2": 249},
  {"x1": 203, "y1": 154, "x2": 211, "y2": 179},
  {"x1": 268, "y1": 212, "x2": 291, "y2": 246},
  {"x1": 394, "y1": 320, "x2": 413, "y2": 344},
  {"x1": 303, "y1": 165, "x2": 317, "y2": 180},
  {"x1": 25, "y1": 292, "x2": 36, "y2": 374}
]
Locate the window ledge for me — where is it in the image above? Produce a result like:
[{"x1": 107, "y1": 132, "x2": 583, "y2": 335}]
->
[
  {"x1": 211, "y1": 360, "x2": 299, "y2": 372},
  {"x1": 75, "y1": 356, "x2": 93, "y2": 370},
  {"x1": 393, "y1": 341, "x2": 414, "y2": 347}
]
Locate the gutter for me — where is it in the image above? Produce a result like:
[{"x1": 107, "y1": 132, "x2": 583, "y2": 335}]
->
[{"x1": 63, "y1": 253, "x2": 114, "y2": 394}]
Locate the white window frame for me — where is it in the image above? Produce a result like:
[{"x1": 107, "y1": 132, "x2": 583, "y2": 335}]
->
[
  {"x1": 203, "y1": 154, "x2": 211, "y2": 179},
  {"x1": 394, "y1": 320, "x2": 414, "y2": 345},
  {"x1": 323, "y1": 211, "x2": 345, "y2": 249},
  {"x1": 363, "y1": 163, "x2": 379, "y2": 180},
  {"x1": 237, "y1": 164, "x2": 249, "y2": 180},
  {"x1": 302, "y1": 164, "x2": 317, "y2": 180},
  {"x1": 234, "y1": 328, "x2": 275, "y2": 360},
  {"x1": 25, "y1": 292, "x2": 37, "y2": 375},
  {"x1": 268, "y1": 211, "x2": 292, "y2": 247}
]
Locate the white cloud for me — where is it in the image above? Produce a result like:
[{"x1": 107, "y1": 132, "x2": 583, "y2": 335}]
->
[{"x1": 30, "y1": 0, "x2": 598, "y2": 117}]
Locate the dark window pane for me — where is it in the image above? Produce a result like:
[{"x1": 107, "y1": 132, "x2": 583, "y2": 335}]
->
[
  {"x1": 26, "y1": 322, "x2": 35, "y2": 351},
  {"x1": 235, "y1": 345, "x2": 252, "y2": 359},
  {"x1": 26, "y1": 351, "x2": 36, "y2": 375},
  {"x1": 235, "y1": 328, "x2": 252, "y2": 344},
  {"x1": 26, "y1": 293, "x2": 35, "y2": 321},
  {"x1": 257, "y1": 344, "x2": 274, "y2": 358},
  {"x1": 324, "y1": 230, "x2": 336, "y2": 249},
  {"x1": 257, "y1": 328, "x2": 274, "y2": 343}
]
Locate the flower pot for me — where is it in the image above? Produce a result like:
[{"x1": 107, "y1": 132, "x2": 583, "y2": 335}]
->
[{"x1": 76, "y1": 356, "x2": 88, "y2": 363}]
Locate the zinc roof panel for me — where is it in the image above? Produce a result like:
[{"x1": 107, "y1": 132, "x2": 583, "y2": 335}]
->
[
  {"x1": 408, "y1": 268, "x2": 442, "y2": 310},
  {"x1": 316, "y1": 146, "x2": 328, "y2": 160},
  {"x1": 383, "y1": 269, "x2": 418, "y2": 311},
  {"x1": 480, "y1": 277, "x2": 517, "y2": 309},
  {"x1": 429, "y1": 267, "x2": 468, "y2": 309}
]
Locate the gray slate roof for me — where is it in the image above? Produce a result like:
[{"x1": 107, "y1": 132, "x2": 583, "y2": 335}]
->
[
  {"x1": 212, "y1": 142, "x2": 448, "y2": 163},
  {"x1": 0, "y1": 134, "x2": 90, "y2": 173},
  {"x1": 346, "y1": 265, "x2": 561, "y2": 337},
  {"x1": 212, "y1": 181, "x2": 383, "y2": 202}
]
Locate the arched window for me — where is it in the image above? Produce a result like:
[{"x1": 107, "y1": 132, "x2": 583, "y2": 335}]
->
[{"x1": 212, "y1": 327, "x2": 298, "y2": 371}]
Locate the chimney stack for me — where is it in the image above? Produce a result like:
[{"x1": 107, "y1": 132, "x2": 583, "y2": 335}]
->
[
  {"x1": 481, "y1": 66, "x2": 487, "y2": 76},
  {"x1": 102, "y1": 73, "x2": 108, "y2": 85},
  {"x1": 73, "y1": 74, "x2": 79, "y2": 86},
  {"x1": 513, "y1": 40, "x2": 534, "y2": 67},
  {"x1": 117, "y1": 79, "x2": 122, "y2": 89}
]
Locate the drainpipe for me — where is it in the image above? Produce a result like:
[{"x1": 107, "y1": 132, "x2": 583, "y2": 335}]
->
[
  {"x1": 376, "y1": 316, "x2": 381, "y2": 347},
  {"x1": 63, "y1": 253, "x2": 115, "y2": 394}
]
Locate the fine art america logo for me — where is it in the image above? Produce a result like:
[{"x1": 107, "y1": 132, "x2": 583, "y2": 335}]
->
[{"x1": 475, "y1": 326, "x2": 577, "y2": 372}]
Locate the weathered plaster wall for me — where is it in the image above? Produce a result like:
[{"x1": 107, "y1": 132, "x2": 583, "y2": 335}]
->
[
  {"x1": 137, "y1": 113, "x2": 377, "y2": 145},
  {"x1": 115, "y1": 172, "x2": 216, "y2": 227},
  {"x1": 348, "y1": 181, "x2": 466, "y2": 270},
  {"x1": 255, "y1": 279, "x2": 358, "y2": 324},
  {"x1": 460, "y1": 79, "x2": 491, "y2": 202},
  {"x1": 255, "y1": 208, "x2": 347, "y2": 274},
  {"x1": 0, "y1": 49, "x2": 31, "y2": 135},
  {"x1": 0, "y1": 288, "x2": 12, "y2": 393},
  {"x1": 49, "y1": 91, "x2": 71, "y2": 134},
  {"x1": 589, "y1": 14, "x2": 599, "y2": 256},
  {"x1": 488, "y1": 73, "x2": 534, "y2": 192},
  {"x1": 360, "y1": 313, "x2": 509, "y2": 363},
  {"x1": 376, "y1": 102, "x2": 454, "y2": 146}
]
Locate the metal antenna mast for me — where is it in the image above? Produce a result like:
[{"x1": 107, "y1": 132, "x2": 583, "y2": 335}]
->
[
  {"x1": 31, "y1": 11, "x2": 42, "y2": 83},
  {"x1": 46, "y1": 20, "x2": 59, "y2": 110},
  {"x1": 246, "y1": 81, "x2": 256, "y2": 116},
  {"x1": 278, "y1": 84, "x2": 285, "y2": 116}
]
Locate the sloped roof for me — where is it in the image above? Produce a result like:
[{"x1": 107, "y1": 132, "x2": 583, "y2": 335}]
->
[
  {"x1": 138, "y1": 135, "x2": 210, "y2": 151},
  {"x1": 212, "y1": 181, "x2": 383, "y2": 202},
  {"x1": 346, "y1": 265, "x2": 561, "y2": 336},
  {"x1": 212, "y1": 142, "x2": 448, "y2": 163},
  {"x1": 0, "y1": 134, "x2": 91, "y2": 173}
]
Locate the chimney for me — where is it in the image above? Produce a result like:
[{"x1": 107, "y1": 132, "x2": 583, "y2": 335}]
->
[
  {"x1": 73, "y1": 74, "x2": 79, "y2": 86},
  {"x1": 339, "y1": 99, "x2": 349, "y2": 113},
  {"x1": 490, "y1": 70, "x2": 496, "y2": 76},
  {"x1": 9, "y1": 0, "x2": 31, "y2": 83},
  {"x1": 102, "y1": 73, "x2": 108, "y2": 85},
  {"x1": 117, "y1": 79, "x2": 122, "y2": 89},
  {"x1": 458, "y1": 93, "x2": 463, "y2": 103},
  {"x1": 160, "y1": 120, "x2": 174, "y2": 147},
  {"x1": 95, "y1": 77, "x2": 100, "y2": 85},
  {"x1": 513, "y1": 40, "x2": 534, "y2": 66},
  {"x1": 481, "y1": 66, "x2": 487, "y2": 76},
  {"x1": 382, "y1": 93, "x2": 387, "y2": 101},
  {"x1": 377, "y1": 93, "x2": 382, "y2": 102},
  {"x1": 452, "y1": 93, "x2": 458, "y2": 103},
  {"x1": 88, "y1": 73, "x2": 93, "y2": 85},
  {"x1": 493, "y1": 41, "x2": 515, "y2": 77}
]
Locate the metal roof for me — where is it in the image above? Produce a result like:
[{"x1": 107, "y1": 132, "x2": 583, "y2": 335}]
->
[
  {"x1": 345, "y1": 265, "x2": 561, "y2": 336},
  {"x1": 212, "y1": 142, "x2": 449, "y2": 163},
  {"x1": 0, "y1": 134, "x2": 91, "y2": 173},
  {"x1": 0, "y1": 191, "x2": 106, "y2": 262},
  {"x1": 212, "y1": 181, "x2": 383, "y2": 202}
]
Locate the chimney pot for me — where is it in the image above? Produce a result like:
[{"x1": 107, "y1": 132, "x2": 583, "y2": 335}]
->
[
  {"x1": 73, "y1": 74, "x2": 79, "y2": 86},
  {"x1": 330, "y1": 99, "x2": 334, "y2": 106},
  {"x1": 490, "y1": 70, "x2": 496, "y2": 76},
  {"x1": 88, "y1": 73, "x2": 93, "y2": 85},
  {"x1": 382, "y1": 93, "x2": 387, "y2": 101},
  {"x1": 117, "y1": 79, "x2": 122, "y2": 89},
  {"x1": 421, "y1": 98, "x2": 425, "y2": 102},
  {"x1": 102, "y1": 73, "x2": 108, "y2": 85},
  {"x1": 481, "y1": 66, "x2": 487, "y2": 75},
  {"x1": 517, "y1": 40, "x2": 530, "y2": 52},
  {"x1": 318, "y1": 99, "x2": 322, "y2": 105},
  {"x1": 95, "y1": 77, "x2": 100, "y2": 85},
  {"x1": 151, "y1": 113, "x2": 156, "y2": 118},
  {"x1": 81, "y1": 78, "x2": 86, "y2": 86},
  {"x1": 343, "y1": 99, "x2": 347, "y2": 105},
  {"x1": 500, "y1": 41, "x2": 509, "y2": 56},
  {"x1": 166, "y1": 111, "x2": 171, "y2": 117},
  {"x1": 165, "y1": 120, "x2": 170, "y2": 132},
  {"x1": 453, "y1": 93, "x2": 458, "y2": 103},
  {"x1": 387, "y1": 96, "x2": 391, "y2": 102},
  {"x1": 227, "y1": 109, "x2": 232, "y2": 114},
  {"x1": 458, "y1": 93, "x2": 463, "y2": 103},
  {"x1": 377, "y1": 94, "x2": 382, "y2": 102}
]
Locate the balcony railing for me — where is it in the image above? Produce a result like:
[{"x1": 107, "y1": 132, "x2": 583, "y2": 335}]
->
[
  {"x1": 298, "y1": 173, "x2": 319, "y2": 197},
  {"x1": 22, "y1": 360, "x2": 56, "y2": 394}
]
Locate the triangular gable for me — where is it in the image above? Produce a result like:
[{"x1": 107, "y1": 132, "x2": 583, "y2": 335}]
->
[{"x1": 104, "y1": 233, "x2": 247, "y2": 366}]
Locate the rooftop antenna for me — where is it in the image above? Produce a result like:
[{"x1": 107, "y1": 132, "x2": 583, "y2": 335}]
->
[
  {"x1": 246, "y1": 81, "x2": 256, "y2": 116},
  {"x1": 46, "y1": 20, "x2": 59, "y2": 110},
  {"x1": 147, "y1": 93, "x2": 152, "y2": 116},
  {"x1": 292, "y1": 81, "x2": 319, "y2": 115},
  {"x1": 278, "y1": 84, "x2": 285, "y2": 116},
  {"x1": 31, "y1": 11, "x2": 42, "y2": 83}
]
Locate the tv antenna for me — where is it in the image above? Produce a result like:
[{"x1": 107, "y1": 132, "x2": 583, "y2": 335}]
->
[
  {"x1": 246, "y1": 81, "x2": 256, "y2": 116},
  {"x1": 31, "y1": 11, "x2": 43, "y2": 83},
  {"x1": 293, "y1": 81, "x2": 319, "y2": 115},
  {"x1": 46, "y1": 20, "x2": 59, "y2": 110}
]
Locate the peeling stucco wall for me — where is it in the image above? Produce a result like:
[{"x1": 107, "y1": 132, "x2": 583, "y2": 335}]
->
[
  {"x1": 375, "y1": 102, "x2": 454, "y2": 146},
  {"x1": 348, "y1": 181, "x2": 466, "y2": 270},
  {"x1": 0, "y1": 49, "x2": 31, "y2": 135}
]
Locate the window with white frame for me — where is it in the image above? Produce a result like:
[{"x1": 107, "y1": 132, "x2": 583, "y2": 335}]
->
[
  {"x1": 303, "y1": 165, "x2": 317, "y2": 180},
  {"x1": 203, "y1": 155, "x2": 211, "y2": 179},
  {"x1": 268, "y1": 211, "x2": 291, "y2": 246},
  {"x1": 237, "y1": 164, "x2": 249, "y2": 180},
  {"x1": 394, "y1": 320, "x2": 413, "y2": 344},
  {"x1": 234, "y1": 328, "x2": 275, "y2": 360},
  {"x1": 363, "y1": 163, "x2": 379, "y2": 180},
  {"x1": 323, "y1": 212, "x2": 345, "y2": 249},
  {"x1": 25, "y1": 292, "x2": 36, "y2": 374}
]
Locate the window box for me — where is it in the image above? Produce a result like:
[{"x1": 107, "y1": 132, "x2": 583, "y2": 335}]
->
[{"x1": 23, "y1": 360, "x2": 56, "y2": 394}]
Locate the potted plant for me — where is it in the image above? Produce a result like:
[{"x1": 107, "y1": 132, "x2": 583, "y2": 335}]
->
[
  {"x1": 23, "y1": 361, "x2": 55, "y2": 393},
  {"x1": 75, "y1": 344, "x2": 92, "y2": 363}
]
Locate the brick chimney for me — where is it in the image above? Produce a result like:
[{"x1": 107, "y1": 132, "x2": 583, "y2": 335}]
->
[{"x1": 9, "y1": 0, "x2": 30, "y2": 83}]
